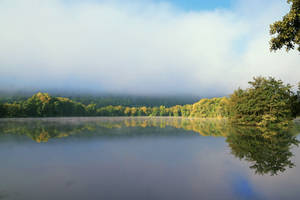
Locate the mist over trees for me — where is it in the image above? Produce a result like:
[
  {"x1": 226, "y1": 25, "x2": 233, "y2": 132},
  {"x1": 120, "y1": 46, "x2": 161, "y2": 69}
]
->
[
  {"x1": 0, "y1": 77, "x2": 299, "y2": 128},
  {"x1": 0, "y1": 93, "x2": 199, "y2": 108}
]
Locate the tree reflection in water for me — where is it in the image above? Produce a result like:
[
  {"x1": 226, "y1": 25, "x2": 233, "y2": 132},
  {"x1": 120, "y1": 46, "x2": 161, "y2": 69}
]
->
[
  {"x1": 227, "y1": 126, "x2": 299, "y2": 176},
  {"x1": 0, "y1": 117, "x2": 299, "y2": 175},
  {"x1": 0, "y1": 117, "x2": 232, "y2": 142}
]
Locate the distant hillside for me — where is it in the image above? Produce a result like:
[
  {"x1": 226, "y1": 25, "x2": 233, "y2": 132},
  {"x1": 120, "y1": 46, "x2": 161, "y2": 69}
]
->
[{"x1": 0, "y1": 92, "x2": 201, "y2": 107}]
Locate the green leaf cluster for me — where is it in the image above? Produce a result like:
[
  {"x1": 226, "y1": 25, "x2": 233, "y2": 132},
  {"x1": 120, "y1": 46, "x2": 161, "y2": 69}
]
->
[
  {"x1": 229, "y1": 77, "x2": 295, "y2": 127},
  {"x1": 190, "y1": 97, "x2": 230, "y2": 118},
  {"x1": 270, "y1": 0, "x2": 300, "y2": 52},
  {"x1": 0, "y1": 92, "x2": 86, "y2": 117}
]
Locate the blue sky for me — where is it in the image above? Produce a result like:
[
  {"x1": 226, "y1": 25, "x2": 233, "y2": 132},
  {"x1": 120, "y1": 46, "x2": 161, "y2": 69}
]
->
[
  {"x1": 63, "y1": 0, "x2": 234, "y2": 11},
  {"x1": 151, "y1": 0, "x2": 233, "y2": 10},
  {"x1": 0, "y1": 0, "x2": 299, "y2": 96}
]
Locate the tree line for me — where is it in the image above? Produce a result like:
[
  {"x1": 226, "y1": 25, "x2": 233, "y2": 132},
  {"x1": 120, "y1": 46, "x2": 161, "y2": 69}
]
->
[
  {"x1": 0, "y1": 92, "x2": 229, "y2": 118},
  {"x1": 0, "y1": 93, "x2": 198, "y2": 108},
  {"x1": 0, "y1": 77, "x2": 299, "y2": 127}
]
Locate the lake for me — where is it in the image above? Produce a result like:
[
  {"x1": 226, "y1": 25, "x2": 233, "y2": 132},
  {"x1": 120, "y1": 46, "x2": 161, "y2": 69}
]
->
[{"x1": 0, "y1": 117, "x2": 300, "y2": 200}]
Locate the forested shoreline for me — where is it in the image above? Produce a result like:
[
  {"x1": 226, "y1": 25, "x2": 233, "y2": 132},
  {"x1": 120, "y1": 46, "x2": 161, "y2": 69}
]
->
[
  {"x1": 0, "y1": 93, "x2": 199, "y2": 108},
  {"x1": 1, "y1": 77, "x2": 299, "y2": 127},
  {"x1": 0, "y1": 92, "x2": 230, "y2": 118}
]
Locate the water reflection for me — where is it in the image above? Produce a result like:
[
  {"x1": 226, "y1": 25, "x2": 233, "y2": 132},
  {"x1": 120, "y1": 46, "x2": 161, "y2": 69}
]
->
[
  {"x1": 227, "y1": 126, "x2": 299, "y2": 176},
  {"x1": 0, "y1": 117, "x2": 300, "y2": 176},
  {"x1": 0, "y1": 117, "x2": 232, "y2": 142}
]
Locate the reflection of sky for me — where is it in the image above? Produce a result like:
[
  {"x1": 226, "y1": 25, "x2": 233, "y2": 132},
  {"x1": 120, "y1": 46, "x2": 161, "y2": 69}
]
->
[
  {"x1": 0, "y1": 131, "x2": 246, "y2": 200},
  {"x1": 225, "y1": 131, "x2": 300, "y2": 200},
  {"x1": 0, "y1": 121, "x2": 300, "y2": 200},
  {"x1": 231, "y1": 173, "x2": 259, "y2": 200},
  {"x1": 244, "y1": 143, "x2": 300, "y2": 200}
]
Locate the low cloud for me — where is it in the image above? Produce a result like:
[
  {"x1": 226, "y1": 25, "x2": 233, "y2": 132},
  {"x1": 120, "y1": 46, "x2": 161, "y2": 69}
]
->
[{"x1": 0, "y1": 0, "x2": 299, "y2": 96}]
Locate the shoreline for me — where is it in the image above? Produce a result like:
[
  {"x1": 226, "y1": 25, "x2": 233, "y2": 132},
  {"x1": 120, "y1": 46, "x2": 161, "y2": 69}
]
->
[{"x1": 294, "y1": 117, "x2": 300, "y2": 123}]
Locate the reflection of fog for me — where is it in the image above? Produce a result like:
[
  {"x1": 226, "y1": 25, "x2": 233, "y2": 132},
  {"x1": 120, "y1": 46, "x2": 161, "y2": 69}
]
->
[
  {"x1": 0, "y1": 117, "x2": 232, "y2": 142},
  {"x1": 1, "y1": 117, "x2": 300, "y2": 200},
  {"x1": 0, "y1": 117, "x2": 300, "y2": 176}
]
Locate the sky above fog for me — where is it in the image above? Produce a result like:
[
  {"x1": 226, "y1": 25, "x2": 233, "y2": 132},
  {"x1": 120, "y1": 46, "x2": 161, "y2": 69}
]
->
[{"x1": 0, "y1": 0, "x2": 299, "y2": 96}]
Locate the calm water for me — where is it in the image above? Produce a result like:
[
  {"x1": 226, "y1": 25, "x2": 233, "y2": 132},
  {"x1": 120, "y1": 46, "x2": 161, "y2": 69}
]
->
[{"x1": 0, "y1": 117, "x2": 300, "y2": 200}]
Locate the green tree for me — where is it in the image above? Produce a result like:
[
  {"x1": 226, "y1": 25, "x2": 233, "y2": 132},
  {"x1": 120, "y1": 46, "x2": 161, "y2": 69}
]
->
[
  {"x1": 298, "y1": 82, "x2": 300, "y2": 99},
  {"x1": 181, "y1": 104, "x2": 192, "y2": 117},
  {"x1": 114, "y1": 106, "x2": 125, "y2": 116},
  {"x1": 138, "y1": 106, "x2": 148, "y2": 116},
  {"x1": 0, "y1": 103, "x2": 6, "y2": 117},
  {"x1": 189, "y1": 97, "x2": 229, "y2": 118},
  {"x1": 22, "y1": 93, "x2": 41, "y2": 116},
  {"x1": 53, "y1": 97, "x2": 74, "y2": 116},
  {"x1": 159, "y1": 106, "x2": 168, "y2": 116},
  {"x1": 73, "y1": 102, "x2": 86, "y2": 116},
  {"x1": 269, "y1": 0, "x2": 300, "y2": 52},
  {"x1": 170, "y1": 105, "x2": 181, "y2": 117},
  {"x1": 130, "y1": 107, "x2": 137, "y2": 116},
  {"x1": 22, "y1": 92, "x2": 55, "y2": 117},
  {"x1": 296, "y1": 82, "x2": 300, "y2": 116},
  {"x1": 151, "y1": 107, "x2": 160, "y2": 116},
  {"x1": 4, "y1": 103, "x2": 22, "y2": 117},
  {"x1": 124, "y1": 107, "x2": 131, "y2": 116},
  {"x1": 86, "y1": 104, "x2": 97, "y2": 116},
  {"x1": 229, "y1": 77, "x2": 294, "y2": 127}
]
